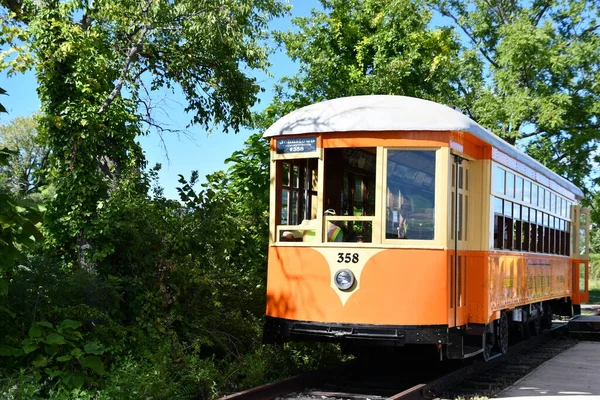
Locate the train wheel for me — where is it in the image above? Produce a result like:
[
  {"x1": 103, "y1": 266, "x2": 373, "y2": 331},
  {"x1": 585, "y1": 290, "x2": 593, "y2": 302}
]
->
[
  {"x1": 482, "y1": 323, "x2": 494, "y2": 361},
  {"x1": 497, "y1": 311, "x2": 509, "y2": 355}
]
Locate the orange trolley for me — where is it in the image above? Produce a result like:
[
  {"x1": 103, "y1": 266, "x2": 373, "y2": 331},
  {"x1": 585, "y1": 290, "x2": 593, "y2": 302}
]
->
[{"x1": 262, "y1": 95, "x2": 590, "y2": 360}]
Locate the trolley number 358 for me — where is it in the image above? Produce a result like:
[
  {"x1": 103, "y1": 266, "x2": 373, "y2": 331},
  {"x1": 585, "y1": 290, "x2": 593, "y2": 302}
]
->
[{"x1": 337, "y1": 253, "x2": 359, "y2": 264}]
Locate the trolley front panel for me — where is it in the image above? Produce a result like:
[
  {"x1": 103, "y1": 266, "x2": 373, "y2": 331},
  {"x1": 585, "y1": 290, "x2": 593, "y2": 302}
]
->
[{"x1": 265, "y1": 246, "x2": 448, "y2": 326}]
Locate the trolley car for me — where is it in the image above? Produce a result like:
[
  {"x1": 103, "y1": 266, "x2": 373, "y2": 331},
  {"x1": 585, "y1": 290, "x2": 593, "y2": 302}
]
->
[{"x1": 262, "y1": 95, "x2": 590, "y2": 360}]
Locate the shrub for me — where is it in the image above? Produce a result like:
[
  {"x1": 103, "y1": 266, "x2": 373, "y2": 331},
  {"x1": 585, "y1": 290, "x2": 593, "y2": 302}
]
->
[{"x1": 590, "y1": 253, "x2": 600, "y2": 282}]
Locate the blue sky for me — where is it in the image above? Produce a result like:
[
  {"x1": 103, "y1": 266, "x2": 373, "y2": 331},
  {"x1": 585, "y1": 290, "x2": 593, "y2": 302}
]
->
[{"x1": 0, "y1": 0, "x2": 321, "y2": 199}]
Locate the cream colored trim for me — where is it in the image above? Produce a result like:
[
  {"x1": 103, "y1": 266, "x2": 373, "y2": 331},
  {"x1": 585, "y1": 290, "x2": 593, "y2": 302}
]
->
[
  {"x1": 373, "y1": 146, "x2": 385, "y2": 244},
  {"x1": 314, "y1": 247, "x2": 384, "y2": 306},
  {"x1": 491, "y1": 148, "x2": 580, "y2": 199},
  {"x1": 380, "y1": 148, "x2": 389, "y2": 244},
  {"x1": 450, "y1": 147, "x2": 476, "y2": 161},
  {"x1": 582, "y1": 208, "x2": 590, "y2": 261},
  {"x1": 324, "y1": 216, "x2": 375, "y2": 222},
  {"x1": 475, "y1": 159, "x2": 490, "y2": 251},
  {"x1": 269, "y1": 149, "x2": 277, "y2": 245},
  {"x1": 447, "y1": 154, "x2": 455, "y2": 250},
  {"x1": 571, "y1": 205, "x2": 577, "y2": 259},
  {"x1": 436, "y1": 148, "x2": 450, "y2": 249},
  {"x1": 316, "y1": 154, "x2": 325, "y2": 242},
  {"x1": 269, "y1": 145, "x2": 325, "y2": 245},
  {"x1": 573, "y1": 206, "x2": 590, "y2": 261},
  {"x1": 448, "y1": 152, "x2": 483, "y2": 250},
  {"x1": 276, "y1": 243, "x2": 446, "y2": 249}
]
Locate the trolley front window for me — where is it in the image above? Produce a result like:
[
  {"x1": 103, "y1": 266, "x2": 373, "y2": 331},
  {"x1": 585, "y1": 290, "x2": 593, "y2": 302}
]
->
[
  {"x1": 276, "y1": 158, "x2": 319, "y2": 241},
  {"x1": 323, "y1": 147, "x2": 377, "y2": 243},
  {"x1": 386, "y1": 150, "x2": 436, "y2": 240}
]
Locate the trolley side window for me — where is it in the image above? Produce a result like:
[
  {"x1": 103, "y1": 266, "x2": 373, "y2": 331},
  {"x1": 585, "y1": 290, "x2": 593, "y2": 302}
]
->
[
  {"x1": 386, "y1": 150, "x2": 436, "y2": 240},
  {"x1": 491, "y1": 163, "x2": 572, "y2": 255}
]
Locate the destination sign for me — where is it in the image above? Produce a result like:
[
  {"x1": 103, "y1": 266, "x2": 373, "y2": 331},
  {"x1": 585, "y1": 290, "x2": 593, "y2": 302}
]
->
[{"x1": 275, "y1": 137, "x2": 317, "y2": 154}]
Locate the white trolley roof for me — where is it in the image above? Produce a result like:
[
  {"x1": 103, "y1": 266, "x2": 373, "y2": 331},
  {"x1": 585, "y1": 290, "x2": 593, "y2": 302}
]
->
[{"x1": 264, "y1": 95, "x2": 583, "y2": 198}]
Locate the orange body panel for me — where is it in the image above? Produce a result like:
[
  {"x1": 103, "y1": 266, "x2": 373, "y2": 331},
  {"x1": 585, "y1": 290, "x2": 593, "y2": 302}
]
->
[
  {"x1": 469, "y1": 253, "x2": 572, "y2": 323},
  {"x1": 322, "y1": 131, "x2": 448, "y2": 150},
  {"x1": 272, "y1": 130, "x2": 489, "y2": 161},
  {"x1": 487, "y1": 253, "x2": 571, "y2": 309},
  {"x1": 572, "y1": 260, "x2": 589, "y2": 304},
  {"x1": 266, "y1": 246, "x2": 448, "y2": 325},
  {"x1": 266, "y1": 246, "x2": 576, "y2": 328}
]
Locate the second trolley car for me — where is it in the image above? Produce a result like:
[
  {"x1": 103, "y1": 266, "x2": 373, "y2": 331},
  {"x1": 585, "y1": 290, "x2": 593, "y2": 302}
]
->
[{"x1": 262, "y1": 95, "x2": 590, "y2": 360}]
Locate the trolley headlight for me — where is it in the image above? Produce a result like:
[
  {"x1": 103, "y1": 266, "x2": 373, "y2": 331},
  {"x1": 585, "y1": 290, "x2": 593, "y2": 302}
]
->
[{"x1": 334, "y1": 269, "x2": 355, "y2": 291}]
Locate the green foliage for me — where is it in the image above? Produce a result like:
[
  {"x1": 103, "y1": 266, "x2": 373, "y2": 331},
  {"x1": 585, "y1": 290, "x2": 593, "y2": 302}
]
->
[
  {"x1": 590, "y1": 192, "x2": 600, "y2": 254},
  {"x1": 0, "y1": 319, "x2": 106, "y2": 390},
  {"x1": 0, "y1": 147, "x2": 43, "y2": 301},
  {"x1": 1, "y1": 0, "x2": 289, "y2": 265},
  {"x1": 270, "y1": 0, "x2": 464, "y2": 114},
  {"x1": 0, "y1": 251, "x2": 122, "y2": 396},
  {"x1": 0, "y1": 115, "x2": 49, "y2": 197},
  {"x1": 0, "y1": 156, "x2": 331, "y2": 398},
  {"x1": 222, "y1": 342, "x2": 345, "y2": 393},
  {"x1": 428, "y1": 0, "x2": 600, "y2": 195},
  {"x1": 0, "y1": 86, "x2": 6, "y2": 114},
  {"x1": 590, "y1": 253, "x2": 600, "y2": 282},
  {"x1": 589, "y1": 254, "x2": 600, "y2": 305}
]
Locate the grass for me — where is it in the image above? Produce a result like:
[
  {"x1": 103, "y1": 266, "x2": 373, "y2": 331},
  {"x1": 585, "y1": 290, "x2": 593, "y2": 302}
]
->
[
  {"x1": 588, "y1": 279, "x2": 600, "y2": 305},
  {"x1": 588, "y1": 253, "x2": 599, "y2": 305}
]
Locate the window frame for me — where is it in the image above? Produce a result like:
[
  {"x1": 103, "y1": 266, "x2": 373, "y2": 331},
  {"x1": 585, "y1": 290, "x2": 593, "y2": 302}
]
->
[
  {"x1": 490, "y1": 162, "x2": 574, "y2": 255},
  {"x1": 381, "y1": 147, "x2": 444, "y2": 247}
]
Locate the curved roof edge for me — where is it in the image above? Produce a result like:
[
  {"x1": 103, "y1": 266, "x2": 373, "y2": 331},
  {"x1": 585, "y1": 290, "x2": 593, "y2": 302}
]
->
[{"x1": 263, "y1": 95, "x2": 583, "y2": 198}]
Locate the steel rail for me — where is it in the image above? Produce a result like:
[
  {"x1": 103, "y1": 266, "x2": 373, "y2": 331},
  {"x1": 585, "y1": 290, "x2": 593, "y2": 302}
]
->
[
  {"x1": 219, "y1": 323, "x2": 567, "y2": 400},
  {"x1": 385, "y1": 322, "x2": 568, "y2": 400},
  {"x1": 218, "y1": 361, "x2": 355, "y2": 400}
]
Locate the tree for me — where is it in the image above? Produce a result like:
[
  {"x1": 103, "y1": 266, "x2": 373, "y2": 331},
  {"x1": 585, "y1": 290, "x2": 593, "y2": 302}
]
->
[
  {"x1": 269, "y1": 0, "x2": 467, "y2": 114},
  {"x1": 0, "y1": 115, "x2": 49, "y2": 196},
  {"x1": 428, "y1": 0, "x2": 600, "y2": 193},
  {"x1": 0, "y1": 0, "x2": 288, "y2": 262},
  {"x1": 0, "y1": 147, "x2": 44, "y2": 302},
  {"x1": 0, "y1": 87, "x2": 6, "y2": 114}
]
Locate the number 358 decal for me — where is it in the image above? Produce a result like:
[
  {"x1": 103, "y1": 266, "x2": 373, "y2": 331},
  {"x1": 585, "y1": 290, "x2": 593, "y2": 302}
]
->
[{"x1": 337, "y1": 253, "x2": 359, "y2": 264}]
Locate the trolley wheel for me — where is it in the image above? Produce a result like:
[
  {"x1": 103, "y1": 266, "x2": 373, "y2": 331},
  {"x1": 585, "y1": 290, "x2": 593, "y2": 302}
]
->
[
  {"x1": 497, "y1": 311, "x2": 509, "y2": 355},
  {"x1": 482, "y1": 323, "x2": 494, "y2": 361}
]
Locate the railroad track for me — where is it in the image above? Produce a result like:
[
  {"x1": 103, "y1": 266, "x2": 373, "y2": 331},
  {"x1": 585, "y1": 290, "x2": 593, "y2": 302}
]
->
[{"x1": 220, "y1": 323, "x2": 573, "y2": 400}]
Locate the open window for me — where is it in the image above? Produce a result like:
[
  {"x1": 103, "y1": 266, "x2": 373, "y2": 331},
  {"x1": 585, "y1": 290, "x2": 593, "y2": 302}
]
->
[
  {"x1": 274, "y1": 147, "x2": 379, "y2": 244},
  {"x1": 323, "y1": 148, "x2": 377, "y2": 243},
  {"x1": 275, "y1": 157, "x2": 319, "y2": 242},
  {"x1": 273, "y1": 145, "x2": 439, "y2": 245}
]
